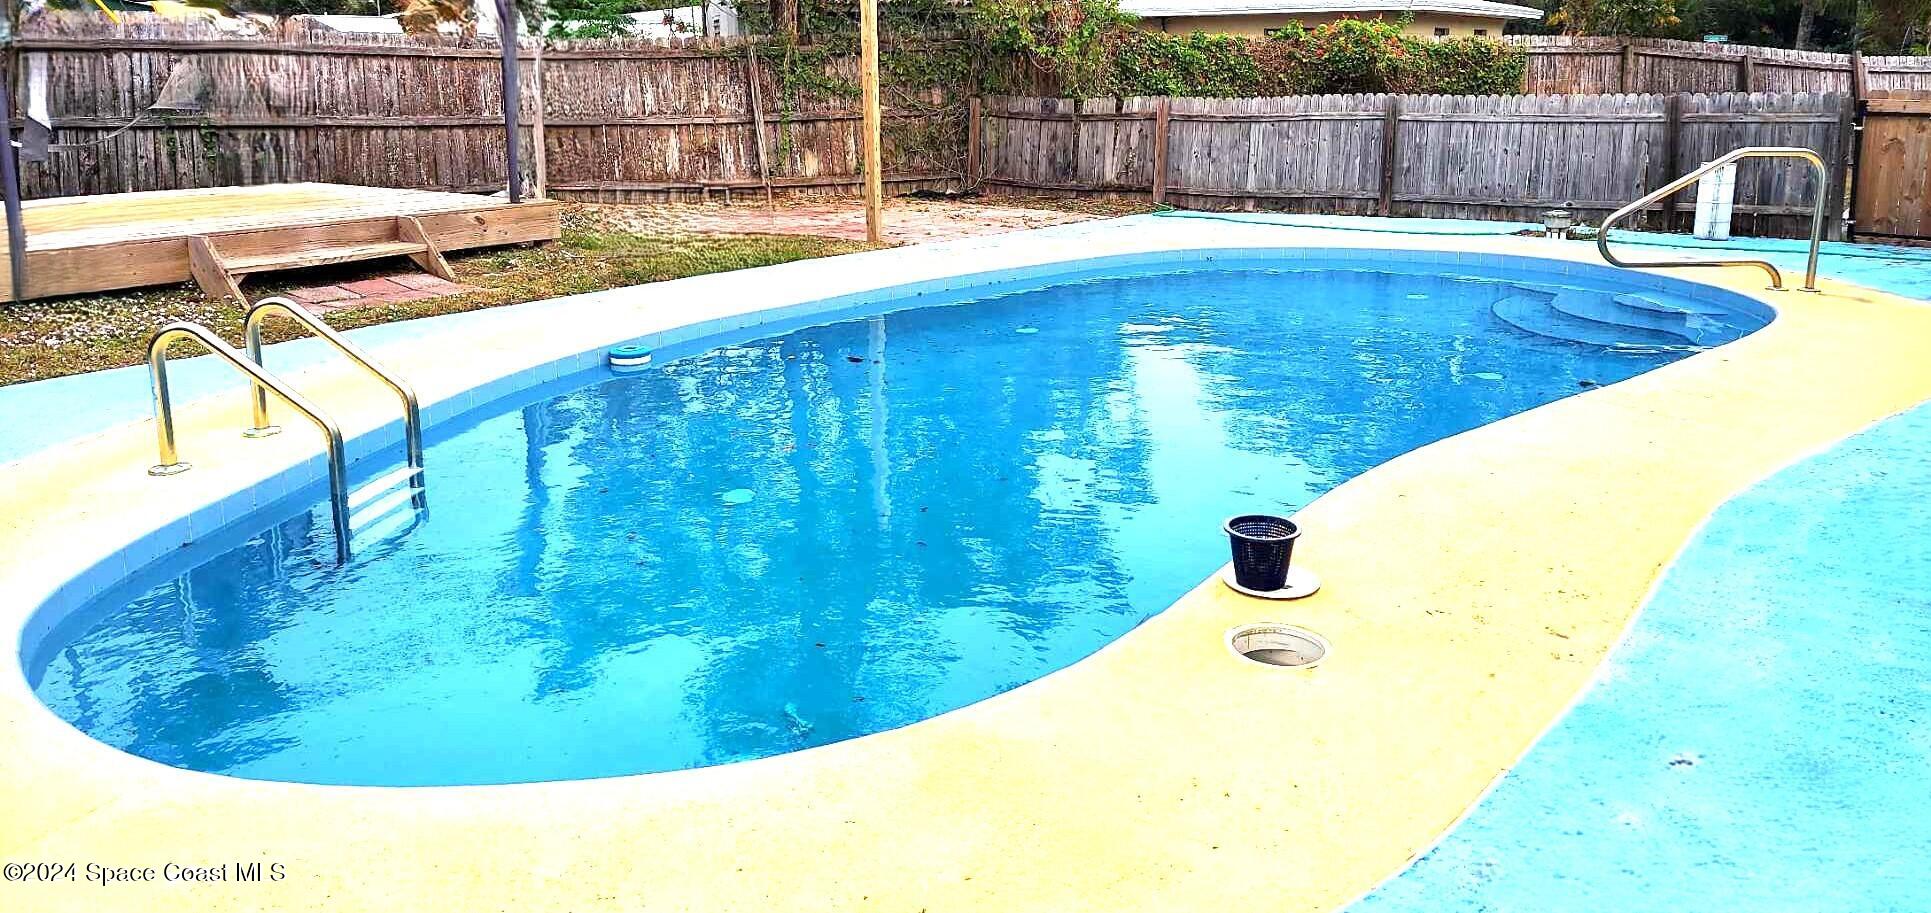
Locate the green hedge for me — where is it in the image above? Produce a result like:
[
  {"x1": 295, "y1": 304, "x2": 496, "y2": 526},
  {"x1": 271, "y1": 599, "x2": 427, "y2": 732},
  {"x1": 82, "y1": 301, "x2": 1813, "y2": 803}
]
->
[
  {"x1": 1107, "y1": 19, "x2": 1526, "y2": 97},
  {"x1": 968, "y1": 1, "x2": 1528, "y2": 98},
  {"x1": 739, "y1": 0, "x2": 1528, "y2": 101}
]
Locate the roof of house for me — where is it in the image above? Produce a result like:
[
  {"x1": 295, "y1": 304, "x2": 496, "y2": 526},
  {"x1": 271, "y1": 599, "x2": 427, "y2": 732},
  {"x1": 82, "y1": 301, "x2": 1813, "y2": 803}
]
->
[{"x1": 1118, "y1": 0, "x2": 1544, "y2": 21}]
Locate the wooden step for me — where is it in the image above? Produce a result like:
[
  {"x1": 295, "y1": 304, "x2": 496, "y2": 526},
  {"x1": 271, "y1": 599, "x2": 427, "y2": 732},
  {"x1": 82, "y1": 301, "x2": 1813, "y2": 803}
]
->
[
  {"x1": 223, "y1": 240, "x2": 429, "y2": 275},
  {"x1": 185, "y1": 214, "x2": 457, "y2": 303}
]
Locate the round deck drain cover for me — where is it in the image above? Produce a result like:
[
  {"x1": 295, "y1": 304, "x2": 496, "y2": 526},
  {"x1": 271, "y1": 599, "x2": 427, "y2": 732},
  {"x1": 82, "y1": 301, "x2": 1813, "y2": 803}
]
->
[{"x1": 1226, "y1": 623, "x2": 1329, "y2": 668}]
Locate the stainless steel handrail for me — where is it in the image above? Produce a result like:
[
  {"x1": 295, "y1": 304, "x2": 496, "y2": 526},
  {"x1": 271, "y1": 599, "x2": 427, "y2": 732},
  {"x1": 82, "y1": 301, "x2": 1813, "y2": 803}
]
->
[
  {"x1": 244, "y1": 296, "x2": 425, "y2": 508},
  {"x1": 146, "y1": 322, "x2": 353, "y2": 565},
  {"x1": 1597, "y1": 146, "x2": 1827, "y2": 292}
]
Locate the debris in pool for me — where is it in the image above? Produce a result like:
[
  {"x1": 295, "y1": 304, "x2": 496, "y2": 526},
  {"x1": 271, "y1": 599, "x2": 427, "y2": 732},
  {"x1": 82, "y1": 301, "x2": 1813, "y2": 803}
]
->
[
  {"x1": 1015, "y1": 326, "x2": 1040, "y2": 334},
  {"x1": 721, "y1": 488, "x2": 756, "y2": 505},
  {"x1": 1579, "y1": 378, "x2": 1600, "y2": 388},
  {"x1": 1472, "y1": 371, "x2": 1504, "y2": 381},
  {"x1": 845, "y1": 354, "x2": 864, "y2": 363}
]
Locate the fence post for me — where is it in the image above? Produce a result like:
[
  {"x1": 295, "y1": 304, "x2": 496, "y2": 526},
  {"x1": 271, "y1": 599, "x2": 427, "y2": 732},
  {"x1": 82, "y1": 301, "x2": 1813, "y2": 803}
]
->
[
  {"x1": 967, "y1": 96, "x2": 982, "y2": 188},
  {"x1": 1824, "y1": 93, "x2": 1855, "y2": 242},
  {"x1": 1658, "y1": 94, "x2": 1684, "y2": 232},
  {"x1": 1151, "y1": 97, "x2": 1170, "y2": 203},
  {"x1": 1849, "y1": 51, "x2": 1868, "y2": 102},
  {"x1": 1737, "y1": 54, "x2": 1755, "y2": 93},
  {"x1": 745, "y1": 43, "x2": 775, "y2": 207},
  {"x1": 1378, "y1": 95, "x2": 1400, "y2": 216},
  {"x1": 1620, "y1": 42, "x2": 1637, "y2": 93}
]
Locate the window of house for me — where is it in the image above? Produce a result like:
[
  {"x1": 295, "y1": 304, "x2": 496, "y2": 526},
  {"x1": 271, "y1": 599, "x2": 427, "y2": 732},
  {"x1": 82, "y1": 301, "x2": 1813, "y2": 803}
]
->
[
  {"x1": 1434, "y1": 27, "x2": 1450, "y2": 37},
  {"x1": 1475, "y1": 28, "x2": 1489, "y2": 36}
]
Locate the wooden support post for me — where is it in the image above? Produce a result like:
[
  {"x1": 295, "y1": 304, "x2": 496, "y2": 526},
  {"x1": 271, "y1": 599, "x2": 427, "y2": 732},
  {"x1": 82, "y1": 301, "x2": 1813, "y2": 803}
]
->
[
  {"x1": 1737, "y1": 54, "x2": 1755, "y2": 94},
  {"x1": 745, "y1": 42, "x2": 775, "y2": 208},
  {"x1": 966, "y1": 96, "x2": 982, "y2": 189},
  {"x1": 494, "y1": 0, "x2": 522, "y2": 203},
  {"x1": 0, "y1": 51, "x2": 28, "y2": 302},
  {"x1": 857, "y1": 0, "x2": 884, "y2": 243},
  {"x1": 1823, "y1": 94, "x2": 1855, "y2": 242},
  {"x1": 397, "y1": 216, "x2": 456, "y2": 280},
  {"x1": 1658, "y1": 93, "x2": 1684, "y2": 232},
  {"x1": 1620, "y1": 42, "x2": 1637, "y2": 93},
  {"x1": 1378, "y1": 95, "x2": 1400, "y2": 216},
  {"x1": 1151, "y1": 98, "x2": 1171, "y2": 204},
  {"x1": 1850, "y1": 51, "x2": 1869, "y2": 103},
  {"x1": 186, "y1": 236, "x2": 245, "y2": 304},
  {"x1": 532, "y1": 39, "x2": 548, "y2": 199}
]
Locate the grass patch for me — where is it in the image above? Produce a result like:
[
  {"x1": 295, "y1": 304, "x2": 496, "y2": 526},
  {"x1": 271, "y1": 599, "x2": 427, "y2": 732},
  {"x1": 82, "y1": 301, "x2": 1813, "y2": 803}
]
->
[{"x1": 0, "y1": 212, "x2": 876, "y2": 386}]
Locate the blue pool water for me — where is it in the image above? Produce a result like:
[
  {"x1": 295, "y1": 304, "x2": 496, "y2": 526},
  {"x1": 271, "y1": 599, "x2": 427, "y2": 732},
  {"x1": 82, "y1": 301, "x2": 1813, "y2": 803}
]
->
[{"x1": 25, "y1": 260, "x2": 1769, "y2": 786}]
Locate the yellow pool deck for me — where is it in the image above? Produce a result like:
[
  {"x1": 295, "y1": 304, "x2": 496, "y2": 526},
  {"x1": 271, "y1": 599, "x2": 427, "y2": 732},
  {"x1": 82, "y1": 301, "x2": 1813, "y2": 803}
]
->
[{"x1": 4, "y1": 220, "x2": 1930, "y2": 912}]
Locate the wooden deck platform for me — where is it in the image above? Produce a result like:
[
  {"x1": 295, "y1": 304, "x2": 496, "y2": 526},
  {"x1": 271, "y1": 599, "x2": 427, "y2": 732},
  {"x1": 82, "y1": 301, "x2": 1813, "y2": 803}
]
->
[{"x1": 0, "y1": 183, "x2": 561, "y2": 301}]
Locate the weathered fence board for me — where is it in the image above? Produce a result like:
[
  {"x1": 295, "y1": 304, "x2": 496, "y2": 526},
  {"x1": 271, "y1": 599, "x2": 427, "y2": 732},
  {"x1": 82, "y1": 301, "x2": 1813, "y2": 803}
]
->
[
  {"x1": 1513, "y1": 36, "x2": 1931, "y2": 96},
  {"x1": 9, "y1": 14, "x2": 966, "y2": 202},
  {"x1": 978, "y1": 92, "x2": 1854, "y2": 239}
]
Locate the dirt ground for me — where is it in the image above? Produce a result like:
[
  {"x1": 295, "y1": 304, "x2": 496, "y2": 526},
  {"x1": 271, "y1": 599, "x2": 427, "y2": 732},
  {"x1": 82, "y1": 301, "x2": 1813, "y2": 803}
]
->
[{"x1": 576, "y1": 195, "x2": 1146, "y2": 243}]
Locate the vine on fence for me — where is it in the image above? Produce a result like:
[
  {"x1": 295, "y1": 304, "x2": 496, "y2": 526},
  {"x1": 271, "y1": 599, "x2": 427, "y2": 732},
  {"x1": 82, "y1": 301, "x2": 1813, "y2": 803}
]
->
[
  {"x1": 741, "y1": 1, "x2": 1524, "y2": 103},
  {"x1": 742, "y1": 0, "x2": 979, "y2": 175},
  {"x1": 732, "y1": 1, "x2": 1524, "y2": 181}
]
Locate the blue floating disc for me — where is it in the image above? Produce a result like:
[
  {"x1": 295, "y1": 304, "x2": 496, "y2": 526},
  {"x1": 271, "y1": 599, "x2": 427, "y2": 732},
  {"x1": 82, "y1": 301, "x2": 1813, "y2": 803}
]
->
[
  {"x1": 721, "y1": 488, "x2": 756, "y2": 506},
  {"x1": 1015, "y1": 326, "x2": 1040, "y2": 335},
  {"x1": 608, "y1": 344, "x2": 653, "y2": 369},
  {"x1": 1472, "y1": 371, "x2": 1504, "y2": 381}
]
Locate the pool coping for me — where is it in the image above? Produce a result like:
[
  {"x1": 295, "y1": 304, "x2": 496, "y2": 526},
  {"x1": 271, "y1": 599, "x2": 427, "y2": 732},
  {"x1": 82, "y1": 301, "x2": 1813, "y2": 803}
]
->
[{"x1": 4, "y1": 216, "x2": 1931, "y2": 912}]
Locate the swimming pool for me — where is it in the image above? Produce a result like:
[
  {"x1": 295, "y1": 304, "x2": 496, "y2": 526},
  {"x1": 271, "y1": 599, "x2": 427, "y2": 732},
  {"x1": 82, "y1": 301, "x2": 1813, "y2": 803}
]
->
[{"x1": 22, "y1": 256, "x2": 1770, "y2": 786}]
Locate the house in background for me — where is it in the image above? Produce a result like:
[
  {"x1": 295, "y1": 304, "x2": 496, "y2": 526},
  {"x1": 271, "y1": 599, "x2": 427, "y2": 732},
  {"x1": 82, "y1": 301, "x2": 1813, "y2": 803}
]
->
[{"x1": 1120, "y1": 0, "x2": 1543, "y2": 39}]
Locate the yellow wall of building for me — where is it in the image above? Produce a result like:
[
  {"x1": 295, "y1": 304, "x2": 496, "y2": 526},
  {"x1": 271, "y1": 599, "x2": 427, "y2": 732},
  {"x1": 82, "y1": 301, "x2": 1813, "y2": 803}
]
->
[{"x1": 1137, "y1": 12, "x2": 1508, "y2": 39}]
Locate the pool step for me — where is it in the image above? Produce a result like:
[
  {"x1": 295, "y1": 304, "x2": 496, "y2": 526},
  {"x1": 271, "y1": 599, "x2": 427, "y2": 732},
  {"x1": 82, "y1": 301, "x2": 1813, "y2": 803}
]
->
[
  {"x1": 1611, "y1": 292, "x2": 1729, "y2": 317},
  {"x1": 348, "y1": 465, "x2": 423, "y2": 512},
  {"x1": 347, "y1": 465, "x2": 425, "y2": 538},
  {"x1": 1546, "y1": 291, "x2": 1721, "y2": 344},
  {"x1": 1491, "y1": 296, "x2": 1692, "y2": 349}
]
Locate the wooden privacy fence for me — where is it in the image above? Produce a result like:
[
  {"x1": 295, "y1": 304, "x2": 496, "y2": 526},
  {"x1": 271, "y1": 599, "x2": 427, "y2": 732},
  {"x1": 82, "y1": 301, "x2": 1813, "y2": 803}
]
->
[
  {"x1": 9, "y1": 15, "x2": 965, "y2": 202},
  {"x1": 10, "y1": 14, "x2": 1921, "y2": 235},
  {"x1": 1514, "y1": 37, "x2": 1931, "y2": 96},
  {"x1": 972, "y1": 92, "x2": 1854, "y2": 239}
]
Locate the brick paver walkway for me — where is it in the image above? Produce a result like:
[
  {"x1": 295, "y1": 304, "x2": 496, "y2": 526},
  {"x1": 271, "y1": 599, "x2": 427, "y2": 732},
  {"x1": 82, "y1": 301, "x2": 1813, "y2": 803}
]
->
[{"x1": 285, "y1": 273, "x2": 476, "y2": 313}]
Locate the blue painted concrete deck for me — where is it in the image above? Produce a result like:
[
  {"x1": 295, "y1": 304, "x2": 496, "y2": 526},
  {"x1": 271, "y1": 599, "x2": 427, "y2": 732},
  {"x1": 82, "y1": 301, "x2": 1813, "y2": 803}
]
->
[{"x1": 1351, "y1": 401, "x2": 1931, "y2": 912}]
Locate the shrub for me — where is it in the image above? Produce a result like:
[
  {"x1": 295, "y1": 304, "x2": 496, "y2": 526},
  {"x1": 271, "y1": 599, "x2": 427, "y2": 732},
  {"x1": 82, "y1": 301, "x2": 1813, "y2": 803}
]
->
[
  {"x1": 1094, "y1": 18, "x2": 1526, "y2": 97},
  {"x1": 1109, "y1": 30, "x2": 1262, "y2": 97}
]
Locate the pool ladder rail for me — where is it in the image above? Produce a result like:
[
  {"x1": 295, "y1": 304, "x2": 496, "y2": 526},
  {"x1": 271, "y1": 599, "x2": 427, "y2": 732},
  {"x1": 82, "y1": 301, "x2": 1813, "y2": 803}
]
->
[
  {"x1": 145, "y1": 296, "x2": 427, "y2": 565},
  {"x1": 1598, "y1": 146, "x2": 1826, "y2": 293}
]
